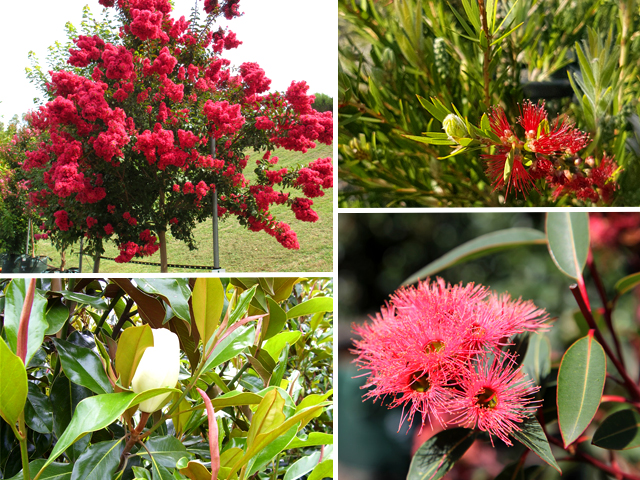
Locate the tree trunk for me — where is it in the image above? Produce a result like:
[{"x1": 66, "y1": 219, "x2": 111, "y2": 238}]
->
[
  {"x1": 158, "y1": 230, "x2": 168, "y2": 273},
  {"x1": 93, "y1": 253, "x2": 101, "y2": 273}
]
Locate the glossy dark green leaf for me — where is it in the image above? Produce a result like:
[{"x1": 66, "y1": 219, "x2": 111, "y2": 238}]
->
[
  {"x1": 136, "y1": 435, "x2": 193, "y2": 468},
  {"x1": 151, "y1": 462, "x2": 174, "y2": 480},
  {"x1": 45, "y1": 301, "x2": 69, "y2": 336},
  {"x1": 510, "y1": 416, "x2": 561, "y2": 472},
  {"x1": 58, "y1": 291, "x2": 108, "y2": 310},
  {"x1": 52, "y1": 338, "x2": 113, "y2": 395},
  {"x1": 135, "y1": 279, "x2": 191, "y2": 323},
  {"x1": 403, "y1": 228, "x2": 547, "y2": 285},
  {"x1": 557, "y1": 333, "x2": 606, "y2": 447},
  {"x1": 70, "y1": 439, "x2": 122, "y2": 480},
  {"x1": 25, "y1": 382, "x2": 53, "y2": 434},
  {"x1": 0, "y1": 337, "x2": 28, "y2": 427},
  {"x1": 5, "y1": 459, "x2": 73, "y2": 480},
  {"x1": 614, "y1": 272, "x2": 640, "y2": 296},
  {"x1": 407, "y1": 428, "x2": 475, "y2": 480},
  {"x1": 131, "y1": 466, "x2": 152, "y2": 480},
  {"x1": 546, "y1": 212, "x2": 589, "y2": 280},
  {"x1": 286, "y1": 297, "x2": 333, "y2": 319},
  {"x1": 592, "y1": 409, "x2": 640, "y2": 450}
]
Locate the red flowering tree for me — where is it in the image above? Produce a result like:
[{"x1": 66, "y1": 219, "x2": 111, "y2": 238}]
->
[{"x1": 20, "y1": 0, "x2": 333, "y2": 271}]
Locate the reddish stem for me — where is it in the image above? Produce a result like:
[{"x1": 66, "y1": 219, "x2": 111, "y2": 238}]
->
[
  {"x1": 196, "y1": 388, "x2": 220, "y2": 480},
  {"x1": 17, "y1": 279, "x2": 37, "y2": 364},
  {"x1": 570, "y1": 285, "x2": 640, "y2": 401}
]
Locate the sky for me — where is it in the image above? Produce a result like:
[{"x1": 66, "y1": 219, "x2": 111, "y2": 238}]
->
[{"x1": 0, "y1": 0, "x2": 336, "y2": 122}]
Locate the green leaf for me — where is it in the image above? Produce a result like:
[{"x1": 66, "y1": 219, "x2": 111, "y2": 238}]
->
[
  {"x1": 263, "y1": 331, "x2": 301, "y2": 360},
  {"x1": 264, "y1": 298, "x2": 287, "y2": 340},
  {"x1": 37, "y1": 388, "x2": 179, "y2": 475},
  {"x1": 614, "y1": 272, "x2": 640, "y2": 296},
  {"x1": 192, "y1": 278, "x2": 224, "y2": 349},
  {"x1": 70, "y1": 439, "x2": 123, "y2": 480},
  {"x1": 307, "y1": 459, "x2": 333, "y2": 480},
  {"x1": 209, "y1": 391, "x2": 263, "y2": 408},
  {"x1": 503, "y1": 147, "x2": 515, "y2": 182},
  {"x1": 6, "y1": 460, "x2": 73, "y2": 480},
  {"x1": 511, "y1": 416, "x2": 561, "y2": 472},
  {"x1": 4, "y1": 279, "x2": 48, "y2": 365},
  {"x1": 45, "y1": 301, "x2": 69, "y2": 336},
  {"x1": 229, "y1": 284, "x2": 258, "y2": 325},
  {"x1": 283, "y1": 449, "x2": 323, "y2": 480},
  {"x1": 287, "y1": 432, "x2": 333, "y2": 449},
  {"x1": 287, "y1": 297, "x2": 333, "y2": 319},
  {"x1": 137, "y1": 435, "x2": 193, "y2": 468},
  {"x1": 522, "y1": 333, "x2": 551, "y2": 387},
  {"x1": 52, "y1": 338, "x2": 113, "y2": 395},
  {"x1": 132, "y1": 466, "x2": 153, "y2": 480},
  {"x1": 0, "y1": 337, "x2": 28, "y2": 427},
  {"x1": 557, "y1": 333, "x2": 606, "y2": 447},
  {"x1": 135, "y1": 279, "x2": 191, "y2": 324},
  {"x1": 58, "y1": 291, "x2": 108, "y2": 310},
  {"x1": 24, "y1": 382, "x2": 53, "y2": 434},
  {"x1": 546, "y1": 212, "x2": 590, "y2": 280},
  {"x1": 592, "y1": 409, "x2": 640, "y2": 450},
  {"x1": 115, "y1": 324, "x2": 154, "y2": 389},
  {"x1": 407, "y1": 428, "x2": 476, "y2": 480},
  {"x1": 403, "y1": 228, "x2": 547, "y2": 284},
  {"x1": 247, "y1": 423, "x2": 299, "y2": 476},
  {"x1": 201, "y1": 325, "x2": 255, "y2": 374},
  {"x1": 416, "y1": 96, "x2": 450, "y2": 122},
  {"x1": 152, "y1": 463, "x2": 173, "y2": 480}
]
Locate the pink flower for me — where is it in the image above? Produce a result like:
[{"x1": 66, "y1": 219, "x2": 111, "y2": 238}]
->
[
  {"x1": 352, "y1": 278, "x2": 548, "y2": 437},
  {"x1": 451, "y1": 355, "x2": 539, "y2": 446}
]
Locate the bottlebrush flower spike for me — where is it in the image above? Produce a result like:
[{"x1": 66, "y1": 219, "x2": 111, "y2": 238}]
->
[{"x1": 352, "y1": 278, "x2": 548, "y2": 443}]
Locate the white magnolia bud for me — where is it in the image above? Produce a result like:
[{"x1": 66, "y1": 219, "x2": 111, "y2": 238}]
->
[
  {"x1": 131, "y1": 328, "x2": 180, "y2": 413},
  {"x1": 442, "y1": 114, "x2": 468, "y2": 143}
]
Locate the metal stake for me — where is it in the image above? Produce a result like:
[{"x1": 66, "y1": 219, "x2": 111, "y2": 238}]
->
[
  {"x1": 79, "y1": 237, "x2": 83, "y2": 273},
  {"x1": 211, "y1": 137, "x2": 222, "y2": 271}
]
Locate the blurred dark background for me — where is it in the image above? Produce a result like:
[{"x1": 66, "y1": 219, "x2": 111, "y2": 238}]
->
[{"x1": 338, "y1": 212, "x2": 640, "y2": 480}]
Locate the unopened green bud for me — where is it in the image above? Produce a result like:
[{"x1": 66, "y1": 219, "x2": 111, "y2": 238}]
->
[{"x1": 442, "y1": 114, "x2": 469, "y2": 143}]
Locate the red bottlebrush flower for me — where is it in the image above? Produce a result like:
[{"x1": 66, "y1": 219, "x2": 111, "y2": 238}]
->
[
  {"x1": 488, "y1": 107, "x2": 516, "y2": 143},
  {"x1": 483, "y1": 149, "x2": 535, "y2": 199},
  {"x1": 519, "y1": 100, "x2": 548, "y2": 139},
  {"x1": 452, "y1": 354, "x2": 539, "y2": 446},
  {"x1": 352, "y1": 278, "x2": 548, "y2": 433}
]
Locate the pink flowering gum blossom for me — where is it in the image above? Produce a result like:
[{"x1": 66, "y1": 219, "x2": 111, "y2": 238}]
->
[{"x1": 352, "y1": 277, "x2": 549, "y2": 445}]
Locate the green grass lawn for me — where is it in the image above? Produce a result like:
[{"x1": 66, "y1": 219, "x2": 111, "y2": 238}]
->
[{"x1": 35, "y1": 144, "x2": 333, "y2": 273}]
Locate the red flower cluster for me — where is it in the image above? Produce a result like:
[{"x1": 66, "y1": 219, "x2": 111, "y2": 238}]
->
[
  {"x1": 291, "y1": 198, "x2": 318, "y2": 222},
  {"x1": 483, "y1": 101, "x2": 618, "y2": 203},
  {"x1": 353, "y1": 278, "x2": 549, "y2": 445},
  {"x1": 294, "y1": 158, "x2": 333, "y2": 197},
  {"x1": 203, "y1": 100, "x2": 245, "y2": 139}
]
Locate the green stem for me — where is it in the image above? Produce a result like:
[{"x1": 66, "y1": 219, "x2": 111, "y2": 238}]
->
[
  {"x1": 618, "y1": 0, "x2": 632, "y2": 106},
  {"x1": 18, "y1": 413, "x2": 30, "y2": 480},
  {"x1": 477, "y1": 0, "x2": 493, "y2": 108}
]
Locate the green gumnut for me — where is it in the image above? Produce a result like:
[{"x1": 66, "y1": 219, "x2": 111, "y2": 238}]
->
[{"x1": 442, "y1": 114, "x2": 469, "y2": 143}]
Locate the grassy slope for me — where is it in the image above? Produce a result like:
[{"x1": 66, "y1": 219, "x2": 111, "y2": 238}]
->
[{"x1": 36, "y1": 144, "x2": 333, "y2": 273}]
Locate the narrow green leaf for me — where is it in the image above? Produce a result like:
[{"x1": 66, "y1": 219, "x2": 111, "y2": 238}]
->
[
  {"x1": 614, "y1": 272, "x2": 640, "y2": 296},
  {"x1": 416, "y1": 95, "x2": 449, "y2": 122},
  {"x1": 557, "y1": 333, "x2": 606, "y2": 447},
  {"x1": 490, "y1": 22, "x2": 524, "y2": 46},
  {"x1": 115, "y1": 325, "x2": 154, "y2": 389},
  {"x1": 407, "y1": 428, "x2": 475, "y2": 480},
  {"x1": 70, "y1": 439, "x2": 123, "y2": 480},
  {"x1": 447, "y1": 2, "x2": 475, "y2": 37},
  {"x1": 403, "y1": 134, "x2": 455, "y2": 145},
  {"x1": 546, "y1": 212, "x2": 590, "y2": 280},
  {"x1": 403, "y1": 228, "x2": 547, "y2": 285},
  {"x1": 52, "y1": 338, "x2": 113, "y2": 395},
  {"x1": 287, "y1": 432, "x2": 333, "y2": 449},
  {"x1": 192, "y1": 278, "x2": 224, "y2": 349},
  {"x1": 503, "y1": 147, "x2": 515, "y2": 182},
  {"x1": 229, "y1": 284, "x2": 258, "y2": 325},
  {"x1": 0, "y1": 337, "x2": 28, "y2": 427},
  {"x1": 511, "y1": 416, "x2": 561, "y2": 472},
  {"x1": 286, "y1": 297, "x2": 333, "y2": 319},
  {"x1": 592, "y1": 409, "x2": 640, "y2": 450}
]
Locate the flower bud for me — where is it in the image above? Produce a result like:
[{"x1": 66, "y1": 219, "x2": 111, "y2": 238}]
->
[
  {"x1": 131, "y1": 328, "x2": 180, "y2": 413},
  {"x1": 442, "y1": 114, "x2": 468, "y2": 143}
]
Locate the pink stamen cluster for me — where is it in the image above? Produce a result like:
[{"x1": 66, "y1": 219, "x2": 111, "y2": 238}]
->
[
  {"x1": 352, "y1": 278, "x2": 549, "y2": 446},
  {"x1": 483, "y1": 101, "x2": 618, "y2": 203}
]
